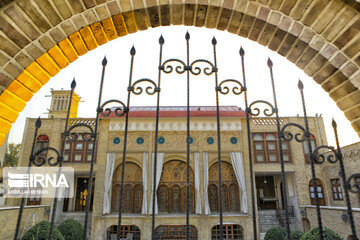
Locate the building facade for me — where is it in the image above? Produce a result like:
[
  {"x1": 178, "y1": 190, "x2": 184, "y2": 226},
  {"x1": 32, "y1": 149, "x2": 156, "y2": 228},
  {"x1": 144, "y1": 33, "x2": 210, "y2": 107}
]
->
[{"x1": 3, "y1": 90, "x2": 360, "y2": 240}]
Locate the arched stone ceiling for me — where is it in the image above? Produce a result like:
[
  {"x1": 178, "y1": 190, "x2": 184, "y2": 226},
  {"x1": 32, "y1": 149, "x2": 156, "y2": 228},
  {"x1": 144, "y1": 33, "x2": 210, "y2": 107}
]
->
[{"x1": 0, "y1": 0, "x2": 359, "y2": 145}]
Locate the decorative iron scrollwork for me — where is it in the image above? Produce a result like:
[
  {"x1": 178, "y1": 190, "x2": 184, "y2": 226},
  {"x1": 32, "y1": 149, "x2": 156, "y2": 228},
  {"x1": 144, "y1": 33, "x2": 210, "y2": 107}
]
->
[
  {"x1": 189, "y1": 59, "x2": 215, "y2": 75},
  {"x1": 161, "y1": 59, "x2": 186, "y2": 74},
  {"x1": 310, "y1": 146, "x2": 338, "y2": 164},
  {"x1": 218, "y1": 79, "x2": 245, "y2": 95},
  {"x1": 280, "y1": 123, "x2": 308, "y2": 143},
  {"x1": 99, "y1": 99, "x2": 127, "y2": 117},
  {"x1": 32, "y1": 147, "x2": 62, "y2": 166},
  {"x1": 66, "y1": 123, "x2": 95, "y2": 141},
  {"x1": 346, "y1": 174, "x2": 360, "y2": 194},
  {"x1": 248, "y1": 100, "x2": 276, "y2": 117},
  {"x1": 130, "y1": 78, "x2": 159, "y2": 95}
]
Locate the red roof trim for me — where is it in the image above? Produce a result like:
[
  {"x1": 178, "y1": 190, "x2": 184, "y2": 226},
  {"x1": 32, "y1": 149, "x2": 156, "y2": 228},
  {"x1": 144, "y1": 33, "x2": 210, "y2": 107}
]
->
[{"x1": 101, "y1": 106, "x2": 246, "y2": 118}]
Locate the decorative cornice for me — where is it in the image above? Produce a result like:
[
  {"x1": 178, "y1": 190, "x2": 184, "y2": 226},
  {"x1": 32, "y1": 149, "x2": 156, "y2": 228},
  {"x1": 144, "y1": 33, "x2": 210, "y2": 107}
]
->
[{"x1": 109, "y1": 120, "x2": 241, "y2": 131}]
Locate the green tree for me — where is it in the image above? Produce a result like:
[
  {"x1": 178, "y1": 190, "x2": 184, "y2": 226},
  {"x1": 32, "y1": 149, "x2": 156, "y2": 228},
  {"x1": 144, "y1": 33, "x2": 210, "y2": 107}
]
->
[{"x1": 4, "y1": 143, "x2": 21, "y2": 167}]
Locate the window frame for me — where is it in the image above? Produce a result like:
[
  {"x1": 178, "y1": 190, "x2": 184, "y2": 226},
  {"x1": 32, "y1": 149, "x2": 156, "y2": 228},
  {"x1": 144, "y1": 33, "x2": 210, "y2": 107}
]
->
[
  {"x1": 34, "y1": 135, "x2": 49, "y2": 164},
  {"x1": 111, "y1": 163, "x2": 143, "y2": 214},
  {"x1": 154, "y1": 225, "x2": 197, "y2": 239},
  {"x1": 156, "y1": 160, "x2": 195, "y2": 214},
  {"x1": 309, "y1": 178, "x2": 326, "y2": 206},
  {"x1": 63, "y1": 133, "x2": 95, "y2": 163},
  {"x1": 303, "y1": 135, "x2": 316, "y2": 164},
  {"x1": 252, "y1": 132, "x2": 292, "y2": 164},
  {"x1": 208, "y1": 162, "x2": 240, "y2": 213},
  {"x1": 330, "y1": 178, "x2": 343, "y2": 201},
  {"x1": 106, "y1": 225, "x2": 141, "y2": 240},
  {"x1": 211, "y1": 224, "x2": 243, "y2": 239},
  {"x1": 27, "y1": 187, "x2": 42, "y2": 206}
]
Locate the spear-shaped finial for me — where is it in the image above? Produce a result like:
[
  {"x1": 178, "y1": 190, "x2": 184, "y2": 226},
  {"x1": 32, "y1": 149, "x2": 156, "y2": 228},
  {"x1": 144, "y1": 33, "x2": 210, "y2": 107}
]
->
[
  {"x1": 35, "y1": 117, "x2": 41, "y2": 128},
  {"x1": 71, "y1": 78, "x2": 76, "y2": 89},
  {"x1": 159, "y1": 35, "x2": 164, "y2": 45},
  {"x1": 298, "y1": 79, "x2": 304, "y2": 90},
  {"x1": 185, "y1": 31, "x2": 190, "y2": 40},
  {"x1": 239, "y1": 47, "x2": 245, "y2": 57},
  {"x1": 212, "y1": 36, "x2": 217, "y2": 45},
  {"x1": 267, "y1": 57, "x2": 273, "y2": 68},
  {"x1": 332, "y1": 118, "x2": 337, "y2": 129},
  {"x1": 130, "y1": 45, "x2": 136, "y2": 56},
  {"x1": 102, "y1": 56, "x2": 107, "y2": 66}
]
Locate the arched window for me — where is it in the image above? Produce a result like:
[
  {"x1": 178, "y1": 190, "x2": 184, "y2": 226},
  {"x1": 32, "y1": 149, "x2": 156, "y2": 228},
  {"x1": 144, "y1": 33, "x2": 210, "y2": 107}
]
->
[
  {"x1": 155, "y1": 225, "x2": 197, "y2": 239},
  {"x1": 211, "y1": 224, "x2": 243, "y2": 239},
  {"x1": 111, "y1": 162, "x2": 143, "y2": 213},
  {"x1": 106, "y1": 225, "x2": 140, "y2": 240},
  {"x1": 309, "y1": 178, "x2": 326, "y2": 206},
  {"x1": 157, "y1": 160, "x2": 195, "y2": 213},
  {"x1": 34, "y1": 135, "x2": 49, "y2": 164},
  {"x1": 208, "y1": 162, "x2": 240, "y2": 213}
]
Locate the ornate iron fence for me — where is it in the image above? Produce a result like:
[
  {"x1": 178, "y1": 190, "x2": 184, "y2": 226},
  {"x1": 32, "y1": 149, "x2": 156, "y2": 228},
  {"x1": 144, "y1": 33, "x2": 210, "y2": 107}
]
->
[{"x1": 10, "y1": 32, "x2": 360, "y2": 240}]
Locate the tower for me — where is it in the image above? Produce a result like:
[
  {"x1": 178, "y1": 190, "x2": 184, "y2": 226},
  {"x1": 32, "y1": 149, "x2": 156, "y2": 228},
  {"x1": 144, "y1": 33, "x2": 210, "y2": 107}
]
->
[{"x1": 48, "y1": 89, "x2": 80, "y2": 119}]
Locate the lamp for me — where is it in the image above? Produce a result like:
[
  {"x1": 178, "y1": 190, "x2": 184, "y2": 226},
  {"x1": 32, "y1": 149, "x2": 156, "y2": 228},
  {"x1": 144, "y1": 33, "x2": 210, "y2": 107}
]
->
[
  {"x1": 341, "y1": 213, "x2": 349, "y2": 223},
  {"x1": 300, "y1": 209, "x2": 306, "y2": 217}
]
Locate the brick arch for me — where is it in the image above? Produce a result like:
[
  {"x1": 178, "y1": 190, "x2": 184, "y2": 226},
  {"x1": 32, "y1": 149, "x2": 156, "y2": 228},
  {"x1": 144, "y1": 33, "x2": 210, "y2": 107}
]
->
[{"x1": 0, "y1": 0, "x2": 359, "y2": 145}]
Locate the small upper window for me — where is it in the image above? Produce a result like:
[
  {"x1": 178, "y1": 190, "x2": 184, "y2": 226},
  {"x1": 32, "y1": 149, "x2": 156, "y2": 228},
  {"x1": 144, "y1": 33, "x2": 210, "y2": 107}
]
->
[
  {"x1": 252, "y1": 133, "x2": 291, "y2": 163},
  {"x1": 303, "y1": 135, "x2": 316, "y2": 163},
  {"x1": 331, "y1": 179, "x2": 343, "y2": 200}
]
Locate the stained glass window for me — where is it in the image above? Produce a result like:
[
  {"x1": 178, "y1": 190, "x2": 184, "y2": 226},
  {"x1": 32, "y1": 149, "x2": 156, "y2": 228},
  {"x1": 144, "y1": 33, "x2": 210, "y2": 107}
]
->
[
  {"x1": 208, "y1": 162, "x2": 240, "y2": 213},
  {"x1": 111, "y1": 163, "x2": 143, "y2": 213}
]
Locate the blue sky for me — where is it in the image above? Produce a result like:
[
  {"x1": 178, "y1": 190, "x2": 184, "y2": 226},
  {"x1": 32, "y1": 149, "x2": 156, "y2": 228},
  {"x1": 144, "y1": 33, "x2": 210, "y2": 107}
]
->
[{"x1": 9, "y1": 26, "x2": 360, "y2": 147}]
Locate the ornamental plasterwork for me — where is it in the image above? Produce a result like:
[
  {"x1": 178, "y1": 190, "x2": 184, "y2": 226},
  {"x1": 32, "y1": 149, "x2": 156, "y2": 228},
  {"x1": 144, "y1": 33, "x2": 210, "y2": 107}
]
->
[{"x1": 109, "y1": 120, "x2": 241, "y2": 131}]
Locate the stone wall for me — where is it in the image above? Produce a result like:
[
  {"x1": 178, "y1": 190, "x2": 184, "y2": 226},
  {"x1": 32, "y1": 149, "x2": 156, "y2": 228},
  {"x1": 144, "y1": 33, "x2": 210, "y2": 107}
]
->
[
  {"x1": 300, "y1": 205, "x2": 360, "y2": 239},
  {"x1": 0, "y1": 205, "x2": 50, "y2": 240}
]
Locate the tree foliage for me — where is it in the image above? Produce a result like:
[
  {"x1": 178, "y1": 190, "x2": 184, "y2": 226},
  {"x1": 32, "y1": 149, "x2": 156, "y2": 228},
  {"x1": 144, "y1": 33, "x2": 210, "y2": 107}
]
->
[
  {"x1": 22, "y1": 221, "x2": 64, "y2": 240},
  {"x1": 4, "y1": 143, "x2": 21, "y2": 167},
  {"x1": 264, "y1": 226, "x2": 287, "y2": 240},
  {"x1": 58, "y1": 219, "x2": 84, "y2": 240},
  {"x1": 300, "y1": 226, "x2": 342, "y2": 240}
]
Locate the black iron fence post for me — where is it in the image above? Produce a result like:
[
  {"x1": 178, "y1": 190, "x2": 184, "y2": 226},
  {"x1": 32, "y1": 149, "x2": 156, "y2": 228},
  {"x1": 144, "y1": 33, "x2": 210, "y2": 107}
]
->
[
  {"x1": 212, "y1": 37, "x2": 224, "y2": 240},
  {"x1": 240, "y1": 48, "x2": 258, "y2": 240},
  {"x1": 116, "y1": 46, "x2": 136, "y2": 240},
  {"x1": 185, "y1": 32, "x2": 191, "y2": 240},
  {"x1": 48, "y1": 79, "x2": 76, "y2": 240},
  {"x1": 267, "y1": 59, "x2": 291, "y2": 239},
  {"x1": 14, "y1": 117, "x2": 41, "y2": 240},
  {"x1": 298, "y1": 81, "x2": 324, "y2": 240},
  {"x1": 280, "y1": 80, "x2": 324, "y2": 240},
  {"x1": 329, "y1": 120, "x2": 357, "y2": 240},
  {"x1": 151, "y1": 35, "x2": 164, "y2": 240},
  {"x1": 82, "y1": 57, "x2": 108, "y2": 239}
]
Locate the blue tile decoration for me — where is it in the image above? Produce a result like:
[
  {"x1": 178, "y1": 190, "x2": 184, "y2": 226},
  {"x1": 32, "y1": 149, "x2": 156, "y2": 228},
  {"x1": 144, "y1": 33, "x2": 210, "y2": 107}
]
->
[
  {"x1": 113, "y1": 137, "x2": 120, "y2": 145},
  {"x1": 136, "y1": 137, "x2": 144, "y2": 145}
]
